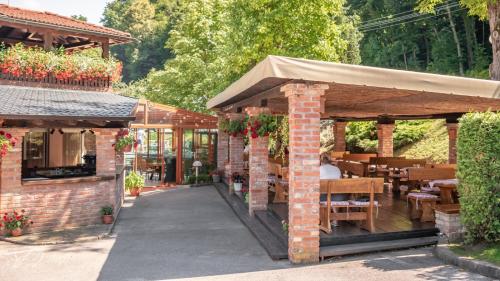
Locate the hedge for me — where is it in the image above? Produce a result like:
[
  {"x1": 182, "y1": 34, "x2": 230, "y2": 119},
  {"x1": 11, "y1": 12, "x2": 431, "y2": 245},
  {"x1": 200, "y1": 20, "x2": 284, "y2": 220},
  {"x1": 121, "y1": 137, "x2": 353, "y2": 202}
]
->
[{"x1": 457, "y1": 111, "x2": 500, "y2": 244}]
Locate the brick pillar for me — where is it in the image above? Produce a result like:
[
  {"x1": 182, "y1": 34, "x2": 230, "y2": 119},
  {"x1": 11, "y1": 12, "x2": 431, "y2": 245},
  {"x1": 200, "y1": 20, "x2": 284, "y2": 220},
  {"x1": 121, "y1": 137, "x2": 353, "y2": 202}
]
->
[
  {"x1": 227, "y1": 113, "x2": 245, "y2": 187},
  {"x1": 217, "y1": 114, "x2": 229, "y2": 176},
  {"x1": 94, "y1": 129, "x2": 118, "y2": 177},
  {"x1": 282, "y1": 83, "x2": 328, "y2": 264},
  {"x1": 446, "y1": 123, "x2": 458, "y2": 164},
  {"x1": 377, "y1": 123, "x2": 395, "y2": 157},
  {"x1": 333, "y1": 121, "x2": 347, "y2": 152},
  {"x1": 245, "y1": 107, "x2": 269, "y2": 216}
]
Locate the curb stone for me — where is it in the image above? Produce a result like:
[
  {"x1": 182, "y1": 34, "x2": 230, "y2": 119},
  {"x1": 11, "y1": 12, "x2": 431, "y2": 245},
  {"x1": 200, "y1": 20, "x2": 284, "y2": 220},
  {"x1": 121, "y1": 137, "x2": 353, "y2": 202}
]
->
[{"x1": 433, "y1": 243, "x2": 500, "y2": 280}]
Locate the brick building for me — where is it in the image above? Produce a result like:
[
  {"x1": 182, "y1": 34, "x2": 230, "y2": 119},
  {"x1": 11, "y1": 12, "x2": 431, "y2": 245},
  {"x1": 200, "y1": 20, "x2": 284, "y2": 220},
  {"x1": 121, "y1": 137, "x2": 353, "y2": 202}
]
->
[{"x1": 0, "y1": 5, "x2": 136, "y2": 233}]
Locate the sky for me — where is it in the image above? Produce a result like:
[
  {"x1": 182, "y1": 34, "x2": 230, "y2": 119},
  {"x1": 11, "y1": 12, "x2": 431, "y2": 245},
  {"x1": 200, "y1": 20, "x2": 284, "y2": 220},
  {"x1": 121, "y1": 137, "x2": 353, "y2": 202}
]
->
[{"x1": 1, "y1": 0, "x2": 111, "y2": 25}]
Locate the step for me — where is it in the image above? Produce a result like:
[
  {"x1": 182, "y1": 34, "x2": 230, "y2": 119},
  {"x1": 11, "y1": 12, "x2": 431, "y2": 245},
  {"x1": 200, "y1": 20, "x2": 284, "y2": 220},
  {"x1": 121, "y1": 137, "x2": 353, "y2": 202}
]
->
[
  {"x1": 213, "y1": 183, "x2": 288, "y2": 260},
  {"x1": 254, "y1": 210, "x2": 288, "y2": 248},
  {"x1": 320, "y1": 236, "x2": 439, "y2": 259},
  {"x1": 320, "y1": 228, "x2": 439, "y2": 246}
]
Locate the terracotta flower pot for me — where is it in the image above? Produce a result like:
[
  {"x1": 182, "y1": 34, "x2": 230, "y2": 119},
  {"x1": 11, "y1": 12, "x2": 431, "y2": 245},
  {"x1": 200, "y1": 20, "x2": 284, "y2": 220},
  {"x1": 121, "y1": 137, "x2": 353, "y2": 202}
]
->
[
  {"x1": 122, "y1": 144, "x2": 132, "y2": 153},
  {"x1": 10, "y1": 227, "x2": 23, "y2": 237},
  {"x1": 130, "y1": 187, "x2": 140, "y2": 197},
  {"x1": 102, "y1": 215, "x2": 114, "y2": 224}
]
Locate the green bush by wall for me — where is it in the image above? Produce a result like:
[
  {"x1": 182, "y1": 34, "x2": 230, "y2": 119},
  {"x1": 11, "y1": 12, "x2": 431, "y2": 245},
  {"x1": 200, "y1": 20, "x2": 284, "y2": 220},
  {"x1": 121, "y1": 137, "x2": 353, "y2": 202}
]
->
[{"x1": 457, "y1": 111, "x2": 500, "y2": 244}]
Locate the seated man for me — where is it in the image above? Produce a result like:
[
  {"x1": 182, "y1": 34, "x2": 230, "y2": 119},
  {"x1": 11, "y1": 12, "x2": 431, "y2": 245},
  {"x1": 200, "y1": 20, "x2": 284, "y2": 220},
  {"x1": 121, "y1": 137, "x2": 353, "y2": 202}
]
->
[{"x1": 320, "y1": 154, "x2": 348, "y2": 226}]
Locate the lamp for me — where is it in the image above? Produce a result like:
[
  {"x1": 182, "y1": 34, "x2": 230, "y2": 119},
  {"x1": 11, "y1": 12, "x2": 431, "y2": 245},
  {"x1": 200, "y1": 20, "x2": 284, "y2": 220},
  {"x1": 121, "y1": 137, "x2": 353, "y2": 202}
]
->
[{"x1": 192, "y1": 160, "x2": 203, "y2": 185}]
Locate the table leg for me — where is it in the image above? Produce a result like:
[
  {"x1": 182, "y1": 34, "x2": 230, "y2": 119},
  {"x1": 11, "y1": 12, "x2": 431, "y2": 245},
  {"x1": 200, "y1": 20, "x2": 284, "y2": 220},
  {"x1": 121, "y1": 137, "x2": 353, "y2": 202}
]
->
[
  {"x1": 420, "y1": 200, "x2": 436, "y2": 222},
  {"x1": 440, "y1": 189, "x2": 454, "y2": 204},
  {"x1": 408, "y1": 198, "x2": 421, "y2": 220}
]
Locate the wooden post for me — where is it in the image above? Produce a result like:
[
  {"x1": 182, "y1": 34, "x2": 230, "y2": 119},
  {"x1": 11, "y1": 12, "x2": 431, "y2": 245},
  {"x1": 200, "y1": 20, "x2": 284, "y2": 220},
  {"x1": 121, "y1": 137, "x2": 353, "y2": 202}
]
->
[
  {"x1": 43, "y1": 33, "x2": 53, "y2": 51},
  {"x1": 101, "y1": 39, "x2": 110, "y2": 59},
  {"x1": 176, "y1": 128, "x2": 183, "y2": 184}
]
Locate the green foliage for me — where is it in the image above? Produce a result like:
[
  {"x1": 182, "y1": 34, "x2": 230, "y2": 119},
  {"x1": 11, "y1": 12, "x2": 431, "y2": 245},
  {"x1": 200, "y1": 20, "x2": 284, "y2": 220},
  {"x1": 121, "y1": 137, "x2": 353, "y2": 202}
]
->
[
  {"x1": 450, "y1": 243, "x2": 500, "y2": 266},
  {"x1": 124, "y1": 0, "x2": 361, "y2": 112},
  {"x1": 219, "y1": 117, "x2": 247, "y2": 136},
  {"x1": 394, "y1": 120, "x2": 430, "y2": 148},
  {"x1": 100, "y1": 205, "x2": 114, "y2": 216},
  {"x1": 247, "y1": 114, "x2": 279, "y2": 138},
  {"x1": 269, "y1": 116, "x2": 289, "y2": 162},
  {"x1": 396, "y1": 120, "x2": 448, "y2": 163},
  {"x1": 102, "y1": 0, "x2": 176, "y2": 82},
  {"x1": 416, "y1": 0, "x2": 488, "y2": 19},
  {"x1": 187, "y1": 174, "x2": 212, "y2": 184},
  {"x1": 125, "y1": 171, "x2": 145, "y2": 191},
  {"x1": 346, "y1": 121, "x2": 377, "y2": 152},
  {"x1": 456, "y1": 111, "x2": 500, "y2": 244}
]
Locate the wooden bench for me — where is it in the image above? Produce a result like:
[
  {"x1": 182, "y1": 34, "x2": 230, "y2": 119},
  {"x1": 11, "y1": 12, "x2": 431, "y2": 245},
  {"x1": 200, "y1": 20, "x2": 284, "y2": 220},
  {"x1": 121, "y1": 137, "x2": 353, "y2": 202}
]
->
[
  {"x1": 342, "y1": 153, "x2": 377, "y2": 162},
  {"x1": 368, "y1": 156, "x2": 405, "y2": 178},
  {"x1": 407, "y1": 192, "x2": 439, "y2": 222},
  {"x1": 319, "y1": 178, "x2": 384, "y2": 233},
  {"x1": 330, "y1": 151, "x2": 349, "y2": 160},
  {"x1": 337, "y1": 160, "x2": 366, "y2": 178}
]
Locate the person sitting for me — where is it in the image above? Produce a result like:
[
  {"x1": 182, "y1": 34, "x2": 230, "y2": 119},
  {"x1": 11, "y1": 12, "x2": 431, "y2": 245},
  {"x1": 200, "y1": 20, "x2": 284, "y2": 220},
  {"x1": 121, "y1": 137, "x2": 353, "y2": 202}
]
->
[{"x1": 320, "y1": 154, "x2": 348, "y2": 226}]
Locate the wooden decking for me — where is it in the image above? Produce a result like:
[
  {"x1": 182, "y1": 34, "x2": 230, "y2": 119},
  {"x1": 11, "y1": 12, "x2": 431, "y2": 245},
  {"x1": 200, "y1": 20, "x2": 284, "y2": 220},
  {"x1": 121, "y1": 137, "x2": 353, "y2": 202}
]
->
[{"x1": 269, "y1": 187, "x2": 438, "y2": 246}]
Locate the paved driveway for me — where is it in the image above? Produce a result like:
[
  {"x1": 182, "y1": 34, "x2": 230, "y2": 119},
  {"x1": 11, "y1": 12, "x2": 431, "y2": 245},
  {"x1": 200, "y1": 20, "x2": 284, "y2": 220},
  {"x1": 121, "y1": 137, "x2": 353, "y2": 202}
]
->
[{"x1": 0, "y1": 186, "x2": 491, "y2": 281}]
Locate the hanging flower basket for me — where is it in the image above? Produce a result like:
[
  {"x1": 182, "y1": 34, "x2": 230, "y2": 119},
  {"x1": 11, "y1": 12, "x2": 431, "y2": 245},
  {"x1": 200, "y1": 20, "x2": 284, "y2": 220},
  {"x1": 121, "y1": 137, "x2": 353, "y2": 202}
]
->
[
  {"x1": 246, "y1": 114, "x2": 278, "y2": 139},
  {"x1": 113, "y1": 129, "x2": 136, "y2": 152},
  {"x1": 219, "y1": 118, "x2": 248, "y2": 137},
  {"x1": 0, "y1": 130, "x2": 18, "y2": 158}
]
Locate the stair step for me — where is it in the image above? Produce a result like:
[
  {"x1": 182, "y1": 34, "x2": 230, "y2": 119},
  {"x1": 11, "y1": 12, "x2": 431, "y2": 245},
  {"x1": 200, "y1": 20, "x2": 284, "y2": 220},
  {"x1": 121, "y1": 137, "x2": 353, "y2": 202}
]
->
[
  {"x1": 254, "y1": 210, "x2": 288, "y2": 248},
  {"x1": 320, "y1": 236, "x2": 438, "y2": 258},
  {"x1": 213, "y1": 184, "x2": 288, "y2": 260}
]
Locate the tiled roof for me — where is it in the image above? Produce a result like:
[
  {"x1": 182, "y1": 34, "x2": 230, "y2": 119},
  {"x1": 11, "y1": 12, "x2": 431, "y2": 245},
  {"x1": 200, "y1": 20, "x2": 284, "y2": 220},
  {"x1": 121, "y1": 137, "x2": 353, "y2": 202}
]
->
[
  {"x1": 0, "y1": 85, "x2": 137, "y2": 120},
  {"x1": 0, "y1": 4, "x2": 132, "y2": 41}
]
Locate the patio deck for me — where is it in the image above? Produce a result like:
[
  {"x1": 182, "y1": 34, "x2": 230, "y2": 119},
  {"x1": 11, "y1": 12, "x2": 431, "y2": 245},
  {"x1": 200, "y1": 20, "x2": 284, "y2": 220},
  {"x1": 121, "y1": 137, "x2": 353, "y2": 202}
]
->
[{"x1": 268, "y1": 187, "x2": 439, "y2": 246}]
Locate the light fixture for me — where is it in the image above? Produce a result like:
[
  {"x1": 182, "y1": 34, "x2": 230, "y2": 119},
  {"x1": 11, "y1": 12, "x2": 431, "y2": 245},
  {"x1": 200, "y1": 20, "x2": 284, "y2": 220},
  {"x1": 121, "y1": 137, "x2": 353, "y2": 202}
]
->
[
  {"x1": 50, "y1": 129, "x2": 55, "y2": 134},
  {"x1": 58, "y1": 129, "x2": 64, "y2": 135}
]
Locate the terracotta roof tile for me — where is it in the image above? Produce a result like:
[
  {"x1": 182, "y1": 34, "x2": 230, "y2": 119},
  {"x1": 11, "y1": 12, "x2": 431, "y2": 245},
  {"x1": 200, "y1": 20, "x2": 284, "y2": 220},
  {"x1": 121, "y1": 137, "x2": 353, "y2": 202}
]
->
[{"x1": 0, "y1": 4, "x2": 132, "y2": 41}]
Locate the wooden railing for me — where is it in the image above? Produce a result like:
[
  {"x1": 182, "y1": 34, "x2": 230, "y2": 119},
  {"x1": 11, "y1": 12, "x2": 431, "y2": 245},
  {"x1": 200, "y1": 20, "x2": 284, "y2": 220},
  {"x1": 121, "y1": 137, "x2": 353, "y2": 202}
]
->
[{"x1": 0, "y1": 73, "x2": 111, "y2": 91}]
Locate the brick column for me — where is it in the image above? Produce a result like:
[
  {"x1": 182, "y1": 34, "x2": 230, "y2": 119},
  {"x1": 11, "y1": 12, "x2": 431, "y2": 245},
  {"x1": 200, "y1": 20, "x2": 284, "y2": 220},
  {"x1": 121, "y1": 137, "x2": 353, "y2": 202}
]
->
[
  {"x1": 333, "y1": 121, "x2": 347, "y2": 152},
  {"x1": 217, "y1": 114, "x2": 229, "y2": 175},
  {"x1": 227, "y1": 113, "x2": 245, "y2": 187},
  {"x1": 377, "y1": 123, "x2": 395, "y2": 157},
  {"x1": 0, "y1": 129, "x2": 29, "y2": 216},
  {"x1": 94, "y1": 129, "x2": 118, "y2": 177},
  {"x1": 282, "y1": 83, "x2": 328, "y2": 264},
  {"x1": 446, "y1": 123, "x2": 458, "y2": 164},
  {"x1": 245, "y1": 107, "x2": 269, "y2": 216}
]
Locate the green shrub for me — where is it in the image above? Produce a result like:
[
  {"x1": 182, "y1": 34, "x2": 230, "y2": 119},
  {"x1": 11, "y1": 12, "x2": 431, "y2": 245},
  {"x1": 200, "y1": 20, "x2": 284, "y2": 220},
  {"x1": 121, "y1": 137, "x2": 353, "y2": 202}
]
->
[
  {"x1": 187, "y1": 174, "x2": 212, "y2": 184},
  {"x1": 125, "y1": 171, "x2": 145, "y2": 191},
  {"x1": 457, "y1": 112, "x2": 500, "y2": 244}
]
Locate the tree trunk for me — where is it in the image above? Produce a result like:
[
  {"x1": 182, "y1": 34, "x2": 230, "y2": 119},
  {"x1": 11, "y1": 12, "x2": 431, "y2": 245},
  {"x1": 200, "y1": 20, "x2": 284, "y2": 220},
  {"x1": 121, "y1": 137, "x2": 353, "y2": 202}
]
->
[
  {"x1": 446, "y1": 5, "x2": 464, "y2": 75},
  {"x1": 489, "y1": 2, "x2": 500, "y2": 80},
  {"x1": 463, "y1": 12, "x2": 476, "y2": 69}
]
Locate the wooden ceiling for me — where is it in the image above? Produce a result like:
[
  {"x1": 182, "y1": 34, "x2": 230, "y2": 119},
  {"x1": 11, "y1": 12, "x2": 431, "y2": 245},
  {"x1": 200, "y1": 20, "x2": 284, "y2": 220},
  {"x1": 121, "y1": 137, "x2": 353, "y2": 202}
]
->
[{"x1": 223, "y1": 82, "x2": 500, "y2": 121}]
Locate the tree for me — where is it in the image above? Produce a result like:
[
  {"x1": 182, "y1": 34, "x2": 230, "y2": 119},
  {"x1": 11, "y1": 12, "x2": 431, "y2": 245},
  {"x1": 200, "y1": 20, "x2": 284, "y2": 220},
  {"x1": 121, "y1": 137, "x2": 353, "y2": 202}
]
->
[
  {"x1": 136, "y1": 0, "x2": 361, "y2": 112},
  {"x1": 102, "y1": 0, "x2": 177, "y2": 82},
  {"x1": 416, "y1": 0, "x2": 500, "y2": 80}
]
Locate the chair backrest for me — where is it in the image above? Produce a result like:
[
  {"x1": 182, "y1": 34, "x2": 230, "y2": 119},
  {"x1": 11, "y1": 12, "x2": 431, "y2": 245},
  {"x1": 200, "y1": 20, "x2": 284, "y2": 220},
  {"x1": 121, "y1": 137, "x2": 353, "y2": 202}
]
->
[
  {"x1": 407, "y1": 167, "x2": 456, "y2": 181},
  {"x1": 386, "y1": 159, "x2": 427, "y2": 169},
  {"x1": 330, "y1": 151, "x2": 348, "y2": 159},
  {"x1": 268, "y1": 162, "x2": 281, "y2": 176},
  {"x1": 321, "y1": 178, "x2": 384, "y2": 194},
  {"x1": 343, "y1": 153, "x2": 377, "y2": 162},
  {"x1": 336, "y1": 160, "x2": 365, "y2": 177},
  {"x1": 369, "y1": 156, "x2": 405, "y2": 165},
  {"x1": 425, "y1": 163, "x2": 457, "y2": 169}
]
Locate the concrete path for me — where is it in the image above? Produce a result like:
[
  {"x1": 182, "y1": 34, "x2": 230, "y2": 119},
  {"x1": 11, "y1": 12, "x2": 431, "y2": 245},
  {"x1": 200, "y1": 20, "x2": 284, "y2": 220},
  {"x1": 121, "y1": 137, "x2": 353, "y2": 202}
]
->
[{"x1": 0, "y1": 186, "x2": 491, "y2": 281}]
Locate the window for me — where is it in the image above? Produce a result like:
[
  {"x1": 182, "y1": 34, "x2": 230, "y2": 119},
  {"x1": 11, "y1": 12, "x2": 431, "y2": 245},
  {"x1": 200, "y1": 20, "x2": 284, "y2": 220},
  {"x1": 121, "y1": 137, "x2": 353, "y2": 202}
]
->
[{"x1": 22, "y1": 129, "x2": 97, "y2": 179}]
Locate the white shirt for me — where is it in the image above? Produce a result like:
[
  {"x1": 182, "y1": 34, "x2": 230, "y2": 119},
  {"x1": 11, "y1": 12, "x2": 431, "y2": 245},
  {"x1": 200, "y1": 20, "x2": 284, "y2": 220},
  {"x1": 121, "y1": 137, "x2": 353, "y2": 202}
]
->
[{"x1": 320, "y1": 164, "x2": 341, "y2": 180}]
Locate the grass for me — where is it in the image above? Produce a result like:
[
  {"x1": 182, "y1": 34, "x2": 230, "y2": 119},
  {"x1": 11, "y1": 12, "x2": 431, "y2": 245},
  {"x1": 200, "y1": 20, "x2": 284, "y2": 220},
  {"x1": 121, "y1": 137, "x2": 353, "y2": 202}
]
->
[
  {"x1": 395, "y1": 120, "x2": 448, "y2": 163},
  {"x1": 449, "y1": 243, "x2": 500, "y2": 266}
]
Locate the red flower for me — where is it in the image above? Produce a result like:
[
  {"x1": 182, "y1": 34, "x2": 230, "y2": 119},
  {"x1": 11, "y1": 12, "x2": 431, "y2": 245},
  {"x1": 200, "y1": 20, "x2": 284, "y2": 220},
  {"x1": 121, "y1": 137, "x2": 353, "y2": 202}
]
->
[
  {"x1": 5, "y1": 133, "x2": 11, "y2": 139},
  {"x1": 242, "y1": 129, "x2": 248, "y2": 135},
  {"x1": 0, "y1": 131, "x2": 4, "y2": 135},
  {"x1": 251, "y1": 132, "x2": 258, "y2": 139}
]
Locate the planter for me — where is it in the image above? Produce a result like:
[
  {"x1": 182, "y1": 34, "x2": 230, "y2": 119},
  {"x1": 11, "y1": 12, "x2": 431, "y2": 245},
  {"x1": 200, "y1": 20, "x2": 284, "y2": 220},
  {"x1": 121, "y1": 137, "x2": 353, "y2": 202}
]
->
[
  {"x1": 102, "y1": 215, "x2": 114, "y2": 224},
  {"x1": 10, "y1": 228, "x2": 23, "y2": 237},
  {"x1": 212, "y1": 175, "x2": 220, "y2": 183},
  {"x1": 121, "y1": 144, "x2": 132, "y2": 153},
  {"x1": 129, "y1": 187, "x2": 141, "y2": 197},
  {"x1": 233, "y1": 182, "x2": 243, "y2": 192}
]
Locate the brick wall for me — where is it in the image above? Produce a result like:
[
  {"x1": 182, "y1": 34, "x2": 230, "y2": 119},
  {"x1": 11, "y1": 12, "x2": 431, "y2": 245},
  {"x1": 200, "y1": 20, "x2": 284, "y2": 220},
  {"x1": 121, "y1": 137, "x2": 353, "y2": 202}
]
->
[
  {"x1": 377, "y1": 123, "x2": 395, "y2": 157},
  {"x1": 283, "y1": 83, "x2": 328, "y2": 264},
  {"x1": 217, "y1": 114, "x2": 229, "y2": 176},
  {"x1": 246, "y1": 107, "x2": 269, "y2": 216},
  {"x1": 446, "y1": 123, "x2": 458, "y2": 164},
  {"x1": 333, "y1": 121, "x2": 347, "y2": 152},
  {"x1": 0, "y1": 128, "x2": 122, "y2": 234},
  {"x1": 435, "y1": 211, "x2": 464, "y2": 242},
  {"x1": 226, "y1": 113, "x2": 245, "y2": 186}
]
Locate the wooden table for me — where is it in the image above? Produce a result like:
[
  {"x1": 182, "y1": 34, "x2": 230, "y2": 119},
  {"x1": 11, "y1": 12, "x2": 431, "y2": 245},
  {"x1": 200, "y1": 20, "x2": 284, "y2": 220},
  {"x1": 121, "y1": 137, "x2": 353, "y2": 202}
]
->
[{"x1": 435, "y1": 183, "x2": 457, "y2": 204}]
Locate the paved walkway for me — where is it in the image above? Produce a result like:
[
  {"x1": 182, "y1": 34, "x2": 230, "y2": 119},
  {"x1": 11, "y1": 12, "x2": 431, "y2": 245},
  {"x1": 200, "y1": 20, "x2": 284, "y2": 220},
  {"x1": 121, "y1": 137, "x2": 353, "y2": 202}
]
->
[{"x1": 0, "y1": 186, "x2": 491, "y2": 281}]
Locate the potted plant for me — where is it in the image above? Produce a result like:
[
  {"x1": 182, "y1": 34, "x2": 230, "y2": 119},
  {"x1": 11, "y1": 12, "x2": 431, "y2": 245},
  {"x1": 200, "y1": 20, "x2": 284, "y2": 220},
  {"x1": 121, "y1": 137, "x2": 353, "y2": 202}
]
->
[
  {"x1": 2, "y1": 209, "x2": 32, "y2": 237},
  {"x1": 100, "y1": 205, "x2": 114, "y2": 224},
  {"x1": 232, "y1": 173, "x2": 244, "y2": 192},
  {"x1": 125, "y1": 171, "x2": 145, "y2": 196},
  {"x1": 210, "y1": 171, "x2": 221, "y2": 183},
  {"x1": 113, "y1": 129, "x2": 135, "y2": 152}
]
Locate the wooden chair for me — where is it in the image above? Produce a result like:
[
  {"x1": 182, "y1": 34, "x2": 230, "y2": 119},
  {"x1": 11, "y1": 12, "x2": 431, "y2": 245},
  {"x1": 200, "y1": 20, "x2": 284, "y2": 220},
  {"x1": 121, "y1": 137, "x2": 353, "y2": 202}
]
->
[
  {"x1": 330, "y1": 151, "x2": 349, "y2": 160},
  {"x1": 319, "y1": 178, "x2": 384, "y2": 233},
  {"x1": 337, "y1": 160, "x2": 366, "y2": 178},
  {"x1": 270, "y1": 163, "x2": 289, "y2": 203},
  {"x1": 368, "y1": 156, "x2": 405, "y2": 178}
]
